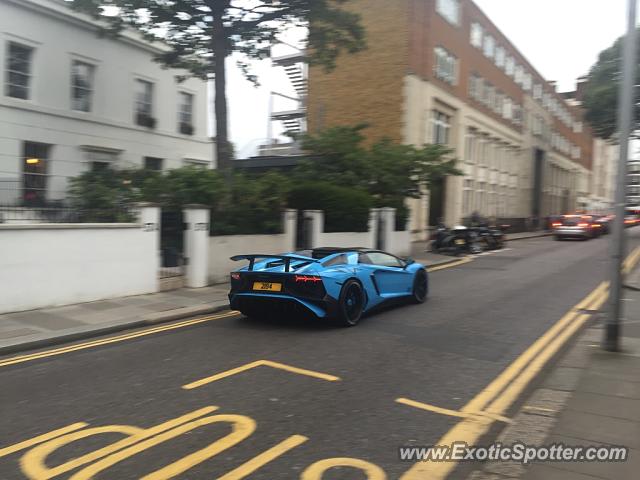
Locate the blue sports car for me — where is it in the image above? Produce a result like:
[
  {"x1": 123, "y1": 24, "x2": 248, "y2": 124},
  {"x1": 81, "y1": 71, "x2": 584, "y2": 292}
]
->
[{"x1": 228, "y1": 247, "x2": 428, "y2": 326}]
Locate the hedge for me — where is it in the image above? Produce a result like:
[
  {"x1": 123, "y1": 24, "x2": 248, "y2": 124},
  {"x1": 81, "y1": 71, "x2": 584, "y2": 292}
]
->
[{"x1": 288, "y1": 182, "x2": 372, "y2": 233}]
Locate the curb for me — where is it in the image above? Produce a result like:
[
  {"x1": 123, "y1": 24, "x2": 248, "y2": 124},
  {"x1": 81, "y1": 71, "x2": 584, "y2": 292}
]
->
[{"x1": 0, "y1": 303, "x2": 231, "y2": 358}]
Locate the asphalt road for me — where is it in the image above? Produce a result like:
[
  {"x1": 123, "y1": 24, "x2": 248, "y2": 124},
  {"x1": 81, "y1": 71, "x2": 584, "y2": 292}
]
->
[{"x1": 2, "y1": 230, "x2": 639, "y2": 480}]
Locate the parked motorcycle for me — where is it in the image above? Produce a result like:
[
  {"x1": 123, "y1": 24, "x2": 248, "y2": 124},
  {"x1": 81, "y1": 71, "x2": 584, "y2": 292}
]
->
[
  {"x1": 470, "y1": 224, "x2": 506, "y2": 250},
  {"x1": 431, "y1": 224, "x2": 482, "y2": 256}
]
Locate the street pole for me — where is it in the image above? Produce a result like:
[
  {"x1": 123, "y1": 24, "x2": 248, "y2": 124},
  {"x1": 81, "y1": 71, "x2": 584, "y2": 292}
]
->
[{"x1": 604, "y1": 0, "x2": 637, "y2": 351}]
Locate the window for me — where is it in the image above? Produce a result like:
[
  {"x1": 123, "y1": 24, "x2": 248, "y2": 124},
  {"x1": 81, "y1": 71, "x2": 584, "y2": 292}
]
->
[
  {"x1": 542, "y1": 92, "x2": 551, "y2": 108},
  {"x1": 135, "y1": 79, "x2": 154, "y2": 127},
  {"x1": 432, "y1": 111, "x2": 451, "y2": 145},
  {"x1": 503, "y1": 97, "x2": 513, "y2": 120},
  {"x1": 463, "y1": 179, "x2": 474, "y2": 215},
  {"x1": 495, "y1": 46, "x2": 505, "y2": 68},
  {"x1": 5, "y1": 42, "x2": 34, "y2": 99},
  {"x1": 71, "y1": 60, "x2": 95, "y2": 112},
  {"x1": 514, "y1": 65, "x2": 523, "y2": 85},
  {"x1": 505, "y1": 56, "x2": 514, "y2": 76},
  {"x1": 465, "y1": 129, "x2": 477, "y2": 164},
  {"x1": 533, "y1": 83, "x2": 542, "y2": 100},
  {"x1": 484, "y1": 81, "x2": 495, "y2": 107},
  {"x1": 469, "y1": 73, "x2": 482, "y2": 99},
  {"x1": 470, "y1": 23, "x2": 483, "y2": 48},
  {"x1": 572, "y1": 146, "x2": 581, "y2": 160},
  {"x1": 478, "y1": 135, "x2": 488, "y2": 165},
  {"x1": 144, "y1": 156, "x2": 163, "y2": 171},
  {"x1": 483, "y1": 35, "x2": 495, "y2": 59},
  {"x1": 366, "y1": 252, "x2": 404, "y2": 268},
  {"x1": 178, "y1": 92, "x2": 194, "y2": 134},
  {"x1": 436, "y1": 0, "x2": 460, "y2": 25},
  {"x1": 513, "y1": 104, "x2": 523, "y2": 125},
  {"x1": 574, "y1": 121, "x2": 583, "y2": 133},
  {"x1": 494, "y1": 91, "x2": 504, "y2": 115},
  {"x1": 434, "y1": 47, "x2": 458, "y2": 85},
  {"x1": 522, "y1": 73, "x2": 532, "y2": 92},
  {"x1": 84, "y1": 148, "x2": 119, "y2": 171},
  {"x1": 22, "y1": 141, "x2": 50, "y2": 206},
  {"x1": 477, "y1": 182, "x2": 487, "y2": 213},
  {"x1": 324, "y1": 254, "x2": 349, "y2": 267},
  {"x1": 532, "y1": 115, "x2": 543, "y2": 136}
]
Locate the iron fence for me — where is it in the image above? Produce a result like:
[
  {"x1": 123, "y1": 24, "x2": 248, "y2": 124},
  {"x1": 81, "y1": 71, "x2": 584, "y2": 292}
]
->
[{"x1": 0, "y1": 204, "x2": 136, "y2": 224}]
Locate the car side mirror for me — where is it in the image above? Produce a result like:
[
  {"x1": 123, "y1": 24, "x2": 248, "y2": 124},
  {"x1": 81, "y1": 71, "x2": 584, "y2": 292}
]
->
[{"x1": 403, "y1": 257, "x2": 415, "y2": 268}]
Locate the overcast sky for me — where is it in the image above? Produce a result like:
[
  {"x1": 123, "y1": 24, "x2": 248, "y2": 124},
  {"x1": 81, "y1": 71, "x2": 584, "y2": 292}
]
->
[{"x1": 227, "y1": 0, "x2": 630, "y2": 157}]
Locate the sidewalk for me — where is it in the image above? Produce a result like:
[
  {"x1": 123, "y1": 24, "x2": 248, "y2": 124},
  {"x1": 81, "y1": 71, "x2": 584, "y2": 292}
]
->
[
  {"x1": 0, "y1": 285, "x2": 230, "y2": 356},
  {"x1": 0, "y1": 253, "x2": 458, "y2": 356},
  {"x1": 468, "y1": 264, "x2": 640, "y2": 480}
]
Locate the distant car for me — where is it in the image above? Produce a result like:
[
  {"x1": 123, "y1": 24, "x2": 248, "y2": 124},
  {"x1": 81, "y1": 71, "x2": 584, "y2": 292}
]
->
[
  {"x1": 594, "y1": 215, "x2": 613, "y2": 234},
  {"x1": 228, "y1": 248, "x2": 428, "y2": 326},
  {"x1": 552, "y1": 215, "x2": 601, "y2": 240},
  {"x1": 624, "y1": 215, "x2": 639, "y2": 228}
]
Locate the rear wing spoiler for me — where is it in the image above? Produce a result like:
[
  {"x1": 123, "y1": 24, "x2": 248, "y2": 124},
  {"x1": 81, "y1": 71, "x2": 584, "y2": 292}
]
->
[{"x1": 230, "y1": 254, "x2": 320, "y2": 272}]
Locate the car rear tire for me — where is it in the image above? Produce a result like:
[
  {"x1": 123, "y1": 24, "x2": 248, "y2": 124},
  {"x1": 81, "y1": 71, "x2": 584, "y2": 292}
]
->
[
  {"x1": 411, "y1": 269, "x2": 429, "y2": 304},
  {"x1": 336, "y1": 280, "x2": 365, "y2": 327}
]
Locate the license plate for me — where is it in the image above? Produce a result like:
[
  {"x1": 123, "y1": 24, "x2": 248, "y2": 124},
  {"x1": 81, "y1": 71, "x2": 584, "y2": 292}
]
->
[
  {"x1": 455, "y1": 239, "x2": 466, "y2": 245},
  {"x1": 253, "y1": 282, "x2": 282, "y2": 292}
]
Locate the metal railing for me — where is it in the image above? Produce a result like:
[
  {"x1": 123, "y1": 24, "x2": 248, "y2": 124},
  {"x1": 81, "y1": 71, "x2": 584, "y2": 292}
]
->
[{"x1": 0, "y1": 204, "x2": 136, "y2": 224}]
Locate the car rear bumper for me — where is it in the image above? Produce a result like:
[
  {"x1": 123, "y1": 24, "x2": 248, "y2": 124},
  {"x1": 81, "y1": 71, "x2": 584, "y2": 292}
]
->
[
  {"x1": 554, "y1": 227, "x2": 591, "y2": 238},
  {"x1": 229, "y1": 292, "x2": 337, "y2": 319}
]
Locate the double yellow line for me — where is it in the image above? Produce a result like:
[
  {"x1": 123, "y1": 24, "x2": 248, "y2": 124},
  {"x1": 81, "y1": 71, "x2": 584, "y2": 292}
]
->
[
  {"x1": 400, "y1": 246, "x2": 640, "y2": 480},
  {"x1": 0, "y1": 311, "x2": 238, "y2": 369}
]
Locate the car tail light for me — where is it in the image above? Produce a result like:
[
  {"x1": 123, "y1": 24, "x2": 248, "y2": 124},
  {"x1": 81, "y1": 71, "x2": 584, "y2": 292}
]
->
[
  {"x1": 592, "y1": 224, "x2": 601, "y2": 228},
  {"x1": 552, "y1": 222, "x2": 562, "y2": 227},
  {"x1": 295, "y1": 275, "x2": 322, "y2": 283},
  {"x1": 231, "y1": 273, "x2": 241, "y2": 281},
  {"x1": 578, "y1": 223, "x2": 589, "y2": 227}
]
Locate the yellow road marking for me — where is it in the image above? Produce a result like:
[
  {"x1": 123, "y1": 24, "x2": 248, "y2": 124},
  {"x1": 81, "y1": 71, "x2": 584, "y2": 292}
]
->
[
  {"x1": 182, "y1": 359, "x2": 341, "y2": 390},
  {"x1": 400, "y1": 246, "x2": 640, "y2": 480},
  {"x1": 427, "y1": 257, "x2": 473, "y2": 272},
  {"x1": 0, "y1": 423, "x2": 87, "y2": 458},
  {"x1": 302, "y1": 457, "x2": 387, "y2": 480},
  {"x1": 396, "y1": 398, "x2": 470, "y2": 419},
  {"x1": 217, "y1": 435, "x2": 309, "y2": 480},
  {"x1": 19, "y1": 407, "x2": 217, "y2": 479},
  {"x1": 623, "y1": 246, "x2": 640, "y2": 274},
  {"x1": 395, "y1": 398, "x2": 512, "y2": 423},
  {"x1": 460, "y1": 280, "x2": 607, "y2": 416},
  {"x1": 70, "y1": 414, "x2": 256, "y2": 480},
  {"x1": 0, "y1": 311, "x2": 238, "y2": 369}
]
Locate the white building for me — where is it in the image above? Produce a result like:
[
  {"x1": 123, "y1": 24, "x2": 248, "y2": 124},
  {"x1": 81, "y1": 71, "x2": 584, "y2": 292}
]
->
[{"x1": 0, "y1": 0, "x2": 213, "y2": 206}]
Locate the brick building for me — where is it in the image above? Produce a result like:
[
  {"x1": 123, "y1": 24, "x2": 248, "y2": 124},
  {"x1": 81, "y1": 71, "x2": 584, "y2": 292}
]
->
[{"x1": 308, "y1": 0, "x2": 596, "y2": 239}]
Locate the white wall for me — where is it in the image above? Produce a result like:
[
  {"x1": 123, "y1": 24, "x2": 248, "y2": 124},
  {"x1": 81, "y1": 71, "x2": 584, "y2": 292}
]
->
[
  {"x1": 319, "y1": 232, "x2": 374, "y2": 249},
  {"x1": 388, "y1": 230, "x2": 411, "y2": 257},
  {"x1": 208, "y1": 233, "x2": 294, "y2": 284},
  {"x1": 0, "y1": 223, "x2": 158, "y2": 313}
]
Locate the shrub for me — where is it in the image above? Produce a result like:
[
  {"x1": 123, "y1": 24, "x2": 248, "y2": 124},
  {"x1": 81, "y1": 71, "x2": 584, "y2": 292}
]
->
[
  {"x1": 211, "y1": 172, "x2": 291, "y2": 235},
  {"x1": 288, "y1": 182, "x2": 372, "y2": 232}
]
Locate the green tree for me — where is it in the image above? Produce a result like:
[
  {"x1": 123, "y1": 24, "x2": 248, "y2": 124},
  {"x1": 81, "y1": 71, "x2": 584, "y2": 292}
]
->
[
  {"x1": 66, "y1": 0, "x2": 366, "y2": 168},
  {"x1": 583, "y1": 30, "x2": 640, "y2": 140},
  {"x1": 292, "y1": 125, "x2": 461, "y2": 228}
]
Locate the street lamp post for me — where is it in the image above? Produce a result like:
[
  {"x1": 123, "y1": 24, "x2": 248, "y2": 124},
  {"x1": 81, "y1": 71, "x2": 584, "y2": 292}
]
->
[{"x1": 604, "y1": 0, "x2": 637, "y2": 351}]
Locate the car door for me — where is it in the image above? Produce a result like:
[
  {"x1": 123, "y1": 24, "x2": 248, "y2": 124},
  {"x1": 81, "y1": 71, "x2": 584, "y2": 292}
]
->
[{"x1": 359, "y1": 252, "x2": 413, "y2": 298}]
